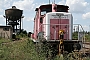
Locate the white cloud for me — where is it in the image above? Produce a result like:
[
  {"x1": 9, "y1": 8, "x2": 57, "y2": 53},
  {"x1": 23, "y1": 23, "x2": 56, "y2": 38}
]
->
[
  {"x1": 74, "y1": 19, "x2": 77, "y2": 21},
  {"x1": 0, "y1": 15, "x2": 5, "y2": 25},
  {"x1": 24, "y1": 27, "x2": 33, "y2": 32},
  {"x1": 0, "y1": 15, "x2": 5, "y2": 22},
  {"x1": 0, "y1": 9, "x2": 3, "y2": 12},
  {"x1": 82, "y1": 25, "x2": 89, "y2": 31},
  {"x1": 66, "y1": 0, "x2": 89, "y2": 13},
  {"x1": 73, "y1": 19, "x2": 77, "y2": 23},
  {"x1": 12, "y1": 0, "x2": 35, "y2": 11},
  {"x1": 0, "y1": 0, "x2": 12, "y2": 12},
  {"x1": 0, "y1": 24, "x2": 3, "y2": 25},
  {"x1": 82, "y1": 12, "x2": 90, "y2": 19},
  {"x1": 36, "y1": 2, "x2": 49, "y2": 8},
  {"x1": 58, "y1": 0, "x2": 66, "y2": 5},
  {"x1": 24, "y1": 17, "x2": 33, "y2": 21}
]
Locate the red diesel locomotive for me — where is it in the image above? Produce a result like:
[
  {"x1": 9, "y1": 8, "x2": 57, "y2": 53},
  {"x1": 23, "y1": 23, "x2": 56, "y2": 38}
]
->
[{"x1": 31, "y1": 3, "x2": 84, "y2": 55}]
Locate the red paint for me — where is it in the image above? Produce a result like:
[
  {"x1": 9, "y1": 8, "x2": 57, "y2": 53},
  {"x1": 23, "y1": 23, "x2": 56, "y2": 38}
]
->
[
  {"x1": 31, "y1": 33, "x2": 34, "y2": 39},
  {"x1": 33, "y1": 11, "x2": 40, "y2": 39},
  {"x1": 50, "y1": 19, "x2": 69, "y2": 40}
]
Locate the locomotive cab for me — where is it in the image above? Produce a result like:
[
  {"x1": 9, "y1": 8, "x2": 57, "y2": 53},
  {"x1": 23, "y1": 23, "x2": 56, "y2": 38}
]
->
[{"x1": 33, "y1": 4, "x2": 69, "y2": 40}]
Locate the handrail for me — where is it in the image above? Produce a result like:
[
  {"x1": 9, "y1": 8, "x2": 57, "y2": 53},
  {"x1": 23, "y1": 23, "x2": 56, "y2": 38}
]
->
[
  {"x1": 37, "y1": 24, "x2": 85, "y2": 42},
  {"x1": 73, "y1": 24, "x2": 85, "y2": 53}
]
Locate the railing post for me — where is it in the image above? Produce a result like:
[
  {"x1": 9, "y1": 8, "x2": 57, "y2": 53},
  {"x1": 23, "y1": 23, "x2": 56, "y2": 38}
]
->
[
  {"x1": 78, "y1": 24, "x2": 79, "y2": 40},
  {"x1": 54, "y1": 25, "x2": 56, "y2": 40}
]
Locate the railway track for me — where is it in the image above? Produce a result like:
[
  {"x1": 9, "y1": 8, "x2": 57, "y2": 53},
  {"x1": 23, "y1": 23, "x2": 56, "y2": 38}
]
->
[
  {"x1": 83, "y1": 42, "x2": 90, "y2": 49},
  {"x1": 80, "y1": 42, "x2": 90, "y2": 55}
]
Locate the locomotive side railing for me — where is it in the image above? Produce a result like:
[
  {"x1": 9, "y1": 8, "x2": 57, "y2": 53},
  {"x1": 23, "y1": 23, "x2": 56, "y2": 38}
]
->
[
  {"x1": 37, "y1": 24, "x2": 85, "y2": 43},
  {"x1": 73, "y1": 24, "x2": 85, "y2": 49}
]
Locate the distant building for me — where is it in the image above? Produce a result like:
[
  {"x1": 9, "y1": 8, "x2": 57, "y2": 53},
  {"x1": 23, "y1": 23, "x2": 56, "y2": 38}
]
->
[{"x1": 0, "y1": 26, "x2": 13, "y2": 39}]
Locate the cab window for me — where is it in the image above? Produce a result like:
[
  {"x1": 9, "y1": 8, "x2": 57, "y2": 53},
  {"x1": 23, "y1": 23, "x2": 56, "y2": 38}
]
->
[{"x1": 41, "y1": 8, "x2": 52, "y2": 15}]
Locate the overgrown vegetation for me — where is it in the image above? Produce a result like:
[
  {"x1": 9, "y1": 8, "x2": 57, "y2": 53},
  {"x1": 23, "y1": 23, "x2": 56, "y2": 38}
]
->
[
  {"x1": 0, "y1": 31, "x2": 90, "y2": 60},
  {"x1": 0, "y1": 38, "x2": 43, "y2": 60},
  {"x1": 16, "y1": 29, "x2": 28, "y2": 38},
  {"x1": 0, "y1": 38, "x2": 90, "y2": 60},
  {"x1": 72, "y1": 31, "x2": 90, "y2": 42}
]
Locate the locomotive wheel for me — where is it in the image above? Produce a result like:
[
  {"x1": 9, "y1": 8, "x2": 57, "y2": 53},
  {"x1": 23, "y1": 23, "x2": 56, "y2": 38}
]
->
[{"x1": 73, "y1": 43, "x2": 81, "y2": 51}]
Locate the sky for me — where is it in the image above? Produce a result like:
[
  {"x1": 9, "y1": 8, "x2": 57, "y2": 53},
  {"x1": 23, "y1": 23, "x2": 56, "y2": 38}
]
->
[{"x1": 0, "y1": 0, "x2": 90, "y2": 32}]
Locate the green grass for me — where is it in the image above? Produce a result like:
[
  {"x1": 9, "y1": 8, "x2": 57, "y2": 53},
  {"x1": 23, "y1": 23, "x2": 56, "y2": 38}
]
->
[
  {"x1": 85, "y1": 34, "x2": 90, "y2": 42},
  {"x1": 0, "y1": 38, "x2": 45, "y2": 60},
  {"x1": 0, "y1": 37, "x2": 90, "y2": 60},
  {"x1": 0, "y1": 38, "x2": 11, "y2": 44}
]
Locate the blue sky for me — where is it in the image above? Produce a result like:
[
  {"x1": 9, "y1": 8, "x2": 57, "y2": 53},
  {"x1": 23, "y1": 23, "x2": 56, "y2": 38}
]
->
[{"x1": 0, "y1": 0, "x2": 90, "y2": 32}]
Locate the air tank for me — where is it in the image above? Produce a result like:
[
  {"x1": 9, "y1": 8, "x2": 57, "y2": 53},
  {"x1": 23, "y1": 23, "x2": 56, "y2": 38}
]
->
[{"x1": 5, "y1": 6, "x2": 23, "y2": 20}]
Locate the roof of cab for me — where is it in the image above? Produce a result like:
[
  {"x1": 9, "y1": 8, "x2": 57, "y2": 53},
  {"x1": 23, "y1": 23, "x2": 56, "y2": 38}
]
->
[{"x1": 35, "y1": 4, "x2": 69, "y2": 11}]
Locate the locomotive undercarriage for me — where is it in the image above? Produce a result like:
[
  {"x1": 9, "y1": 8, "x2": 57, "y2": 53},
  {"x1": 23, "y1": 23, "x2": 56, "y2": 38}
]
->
[
  {"x1": 42, "y1": 40, "x2": 81, "y2": 52},
  {"x1": 36, "y1": 40, "x2": 81, "y2": 53},
  {"x1": 34, "y1": 39, "x2": 82, "y2": 60}
]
